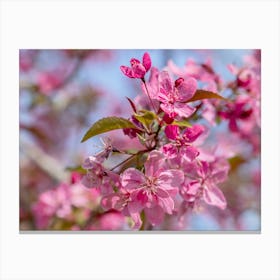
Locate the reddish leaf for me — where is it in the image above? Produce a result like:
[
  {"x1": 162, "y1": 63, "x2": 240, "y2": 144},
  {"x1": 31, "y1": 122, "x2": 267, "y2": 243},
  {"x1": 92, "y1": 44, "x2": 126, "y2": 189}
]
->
[{"x1": 186, "y1": 89, "x2": 227, "y2": 103}]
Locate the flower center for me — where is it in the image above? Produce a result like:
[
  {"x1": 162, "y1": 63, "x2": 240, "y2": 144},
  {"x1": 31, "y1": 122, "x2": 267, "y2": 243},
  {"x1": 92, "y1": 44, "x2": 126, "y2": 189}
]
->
[
  {"x1": 168, "y1": 89, "x2": 179, "y2": 104},
  {"x1": 143, "y1": 176, "x2": 158, "y2": 194}
]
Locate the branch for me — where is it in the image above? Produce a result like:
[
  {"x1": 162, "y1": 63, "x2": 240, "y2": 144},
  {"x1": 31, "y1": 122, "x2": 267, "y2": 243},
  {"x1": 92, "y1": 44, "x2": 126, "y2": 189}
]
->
[{"x1": 20, "y1": 141, "x2": 69, "y2": 183}]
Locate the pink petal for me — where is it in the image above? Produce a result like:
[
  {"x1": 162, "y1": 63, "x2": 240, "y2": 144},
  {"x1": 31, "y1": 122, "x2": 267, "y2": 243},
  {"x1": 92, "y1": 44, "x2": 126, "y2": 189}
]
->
[
  {"x1": 120, "y1": 66, "x2": 135, "y2": 78},
  {"x1": 82, "y1": 156, "x2": 101, "y2": 169},
  {"x1": 157, "y1": 170, "x2": 184, "y2": 190},
  {"x1": 157, "y1": 91, "x2": 170, "y2": 103},
  {"x1": 173, "y1": 102, "x2": 195, "y2": 118},
  {"x1": 183, "y1": 125, "x2": 205, "y2": 142},
  {"x1": 203, "y1": 185, "x2": 227, "y2": 210},
  {"x1": 181, "y1": 160, "x2": 200, "y2": 177},
  {"x1": 145, "y1": 206, "x2": 165, "y2": 226},
  {"x1": 164, "y1": 125, "x2": 179, "y2": 140},
  {"x1": 142, "y1": 52, "x2": 151, "y2": 72},
  {"x1": 160, "y1": 103, "x2": 176, "y2": 118},
  {"x1": 144, "y1": 150, "x2": 166, "y2": 177},
  {"x1": 186, "y1": 181, "x2": 201, "y2": 195},
  {"x1": 128, "y1": 199, "x2": 144, "y2": 214},
  {"x1": 198, "y1": 161, "x2": 210, "y2": 178},
  {"x1": 180, "y1": 145, "x2": 199, "y2": 161},
  {"x1": 176, "y1": 77, "x2": 197, "y2": 102},
  {"x1": 163, "y1": 113, "x2": 174, "y2": 124},
  {"x1": 146, "y1": 67, "x2": 159, "y2": 98},
  {"x1": 156, "y1": 187, "x2": 170, "y2": 198},
  {"x1": 162, "y1": 143, "x2": 178, "y2": 159},
  {"x1": 159, "y1": 71, "x2": 173, "y2": 93},
  {"x1": 211, "y1": 169, "x2": 229, "y2": 184},
  {"x1": 158, "y1": 196, "x2": 174, "y2": 214},
  {"x1": 134, "y1": 189, "x2": 149, "y2": 204},
  {"x1": 81, "y1": 173, "x2": 100, "y2": 188},
  {"x1": 132, "y1": 63, "x2": 146, "y2": 78},
  {"x1": 101, "y1": 194, "x2": 123, "y2": 211},
  {"x1": 121, "y1": 168, "x2": 145, "y2": 189},
  {"x1": 229, "y1": 118, "x2": 238, "y2": 132}
]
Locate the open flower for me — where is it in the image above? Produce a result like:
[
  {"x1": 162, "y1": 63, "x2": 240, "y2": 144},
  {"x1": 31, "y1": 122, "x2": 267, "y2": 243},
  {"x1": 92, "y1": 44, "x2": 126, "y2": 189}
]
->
[
  {"x1": 120, "y1": 52, "x2": 151, "y2": 79},
  {"x1": 81, "y1": 156, "x2": 120, "y2": 195},
  {"x1": 181, "y1": 159, "x2": 229, "y2": 210},
  {"x1": 163, "y1": 124, "x2": 205, "y2": 161},
  {"x1": 157, "y1": 71, "x2": 197, "y2": 119},
  {"x1": 120, "y1": 151, "x2": 184, "y2": 226}
]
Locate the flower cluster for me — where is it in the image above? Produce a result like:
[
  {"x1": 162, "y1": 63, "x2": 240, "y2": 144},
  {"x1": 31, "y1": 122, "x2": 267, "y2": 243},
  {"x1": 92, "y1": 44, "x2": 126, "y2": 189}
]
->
[
  {"x1": 25, "y1": 50, "x2": 261, "y2": 231},
  {"x1": 78, "y1": 52, "x2": 248, "y2": 230}
]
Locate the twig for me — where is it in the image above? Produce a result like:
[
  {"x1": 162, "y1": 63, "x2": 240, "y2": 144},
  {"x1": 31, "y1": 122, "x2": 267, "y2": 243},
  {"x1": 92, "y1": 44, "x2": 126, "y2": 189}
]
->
[{"x1": 20, "y1": 141, "x2": 69, "y2": 183}]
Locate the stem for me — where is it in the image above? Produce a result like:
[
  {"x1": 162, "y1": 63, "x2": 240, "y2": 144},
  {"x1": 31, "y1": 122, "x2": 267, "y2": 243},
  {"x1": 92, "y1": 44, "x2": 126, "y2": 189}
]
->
[
  {"x1": 142, "y1": 78, "x2": 157, "y2": 113},
  {"x1": 109, "y1": 144, "x2": 159, "y2": 172},
  {"x1": 110, "y1": 154, "x2": 137, "y2": 171}
]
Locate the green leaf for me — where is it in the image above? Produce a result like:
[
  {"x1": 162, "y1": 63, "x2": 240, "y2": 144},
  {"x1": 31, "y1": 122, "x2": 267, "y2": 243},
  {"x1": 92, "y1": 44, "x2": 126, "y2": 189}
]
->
[
  {"x1": 81, "y1": 117, "x2": 137, "y2": 142},
  {"x1": 134, "y1": 110, "x2": 156, "y2": 127},
  {"x1": 172, "y1": 120, "x2": 192, "y2": 127},
  {"x1": 65, "y1": 165, "x2": 87, "y2": 175},
  {"x1": 186, "y1": 89, "x2": 227, "y2": 103}
]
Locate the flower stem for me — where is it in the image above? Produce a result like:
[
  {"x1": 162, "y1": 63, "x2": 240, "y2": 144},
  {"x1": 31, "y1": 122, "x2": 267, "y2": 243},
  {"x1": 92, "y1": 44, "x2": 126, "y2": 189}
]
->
[
  {"x1": 110, "y1": 154, "x2": 137, "y2": 171},
  {"x1": 142, "y1": 78, "x2": 157, "y2": 113}
]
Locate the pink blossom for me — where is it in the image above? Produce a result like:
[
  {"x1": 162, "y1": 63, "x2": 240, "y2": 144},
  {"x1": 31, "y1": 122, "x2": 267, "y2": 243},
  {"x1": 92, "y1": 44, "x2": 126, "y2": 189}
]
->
[
  {"x1": 81, "y1": 156, "x2": 120, "y2": 194},
  {"x1": 157, "y1": 71, "x2": 197, "y2": 119},
  {"x1": 32, "y1": 180, "x2": 100, "y2": 229},
  {"x1": 37, "y1": 71, "x2": 64, "y2": 94},
  {"x1": 181, "y1": 159, "x2": 229, "y2": 210},
  {"x1": 163, "y1": 124, "x2": 205, "y2": 161},
  {"x1": 120, "y1": 52, "x2": 151, "y2": 79},
  {"x1": 168, "y1": 58, "x2": 222, "y2": 87},
  {"x1": 87, "y1": 211, "x2": 125, "y2": 230},
  {"x1": 218, "y1": 95, "x2": 254, "y2": 133},
  {"x1": 101, "y1": 191, "x2": 142, "y2": 229},
  {"x1": 120, "y1": 151, "x2": 184, "y2": 226},
  {"x1": 82, "y1": 156, "x2": 105, "y2": 188}
]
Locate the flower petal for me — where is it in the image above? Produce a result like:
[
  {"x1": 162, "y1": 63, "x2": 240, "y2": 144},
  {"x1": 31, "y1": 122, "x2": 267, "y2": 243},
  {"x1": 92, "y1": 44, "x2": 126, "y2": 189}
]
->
[
  {"x1": 159, "y1": 71, "x2": 173, "y2": 93},
  {"x1": 211, "y1": 168, "x2": 229, "y2": 184},
  {"x1": 174, "y1": 102, "x2": 195, "y2": 118},
  {"x1": 176, "y1": 77, "x2": 197, "y2": 102},
  {"x1": 145, "y1": 206, "x2": 165, "y2": 226},
  {"x1": 132, "y1": 63, "x2": 146, "y2": 78},
  {"x1": 156, "y1": 187, "x2": 170, "y2": 198},
  {"x1": 120, "y1": 66, "x2": 135, "y2": 78},
  {"x1": 162, "y1": 143, "x2": 178, "y2": 159},
  {"x1": 121, "y1": 168, "x2": 145, "y2": 189},
  {"x1": 101, "y1": 193, "x2": 124, "y2": 211},
  {"x1": 160, "y1": 103, "x2": 176, "y2": 118},
  {"x1": 183, "y1": 125, "x2": 205, "y2": 143},
  {"x1": 164, "y1": 125, "x2": 179, "y2": 140},
  {"x1": 180, "y1": 145, "x2": 199, "y2": 161},
  {"x1": 142, "y1": 52, "x2": 151, "y2": 72},
  {"x1": 203, "y1": 185, "x2": 227, "y2": 210},
  {"x1": 157, "y1": 170, "x2": 184, "y2": 190},
  {"x1": 82, "y1": 156, "x2": 101, "y2": 169},
  {"x1": 186, "y1": 181, "x2": 201, "y2": 195},
  {"x1": 144, "y1": 150, "x2": 166, "y2": 177},
  {"x1": 128, "y1": 199, "x2": 145, "y2": 214},
  {"x1": 158, "y1": 196, "x2": 174, "y2": 214}
]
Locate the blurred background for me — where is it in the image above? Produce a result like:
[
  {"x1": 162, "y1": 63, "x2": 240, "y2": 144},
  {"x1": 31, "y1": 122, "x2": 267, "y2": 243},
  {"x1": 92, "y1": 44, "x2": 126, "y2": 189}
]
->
[{"x1": 19, "y1": 49, "x2": 260, "y2": 231}]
